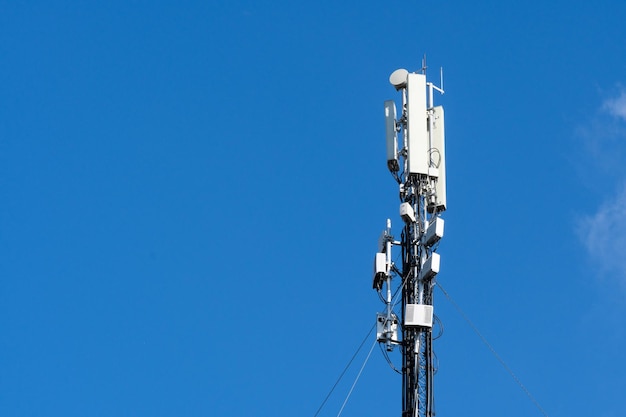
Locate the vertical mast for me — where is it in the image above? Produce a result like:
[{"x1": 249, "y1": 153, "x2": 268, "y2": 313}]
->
[{"x1": 373, "y1": 66, "x2": 446, "y2": 417}]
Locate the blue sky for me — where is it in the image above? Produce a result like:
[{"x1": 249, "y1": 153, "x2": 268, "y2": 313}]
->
[{"x1": 2, "y1": 1, "x2": 626, "y2": 416}]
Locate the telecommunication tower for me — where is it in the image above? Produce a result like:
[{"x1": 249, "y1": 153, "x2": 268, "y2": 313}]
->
[{"x1": 372, "y1": 66, "x2": 446, "y2": 417}]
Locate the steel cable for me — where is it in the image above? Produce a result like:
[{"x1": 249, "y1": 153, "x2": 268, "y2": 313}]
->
[
  {"x1": 436, "y1": 282, "x2": 550, "y2": 417},
  {"x1": 312, "y1": 323, "x2": 375, "y2": 417},
  {"x1": 335, "y1": 338, "x2": 378, "y2": 417}
]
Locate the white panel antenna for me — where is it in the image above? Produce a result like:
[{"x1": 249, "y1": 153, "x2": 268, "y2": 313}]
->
[
  {"x1": 407, "y1": 73, "x2": 428, "y2": 175},
  {"x1": 385, "y1": 100, "x2": 399, "y2": 172},
  {"x1": 372, "y1": 252, "x2": 387, "y2": 289},
  {"x1": 400, "y1": 202, "x2": 416, "y2": 224},
  {"x1": 428, "y1": 106, "x2": 447, "y2": 212},
  {"x1": 423, "y1": 217, "x2": 444, "y2": 246},
  {"x1": 418, "y1": 252, "x2": 440, "y2": 281}
]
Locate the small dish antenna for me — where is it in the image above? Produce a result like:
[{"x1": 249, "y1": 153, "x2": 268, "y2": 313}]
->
[{"x1": 389, "y1": 68, "x2": 409, "y2": 91}]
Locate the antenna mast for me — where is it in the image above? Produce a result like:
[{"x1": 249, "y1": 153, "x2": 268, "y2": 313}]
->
[{"x1": 373, "y1": 66, "x2": 446, "y2": 417}]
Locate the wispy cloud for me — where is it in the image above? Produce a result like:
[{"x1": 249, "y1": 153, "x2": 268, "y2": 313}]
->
[
  {"x1": 574, "y1": 90, "x2": 626, "y2": 181},
  {"x1": 577, "y1": 183, "x2": 626, "y2": 288},
  {"x1": 576, "y1": 88, "x2": 626, "y2": 290},
  {"x1": 603, "y1": 89, "x2": 626, "y2": 121}
]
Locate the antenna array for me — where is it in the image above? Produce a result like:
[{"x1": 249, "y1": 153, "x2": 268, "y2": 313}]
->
[{"x1": 372, "y1": 66, "x2": 446, "y2": 417}]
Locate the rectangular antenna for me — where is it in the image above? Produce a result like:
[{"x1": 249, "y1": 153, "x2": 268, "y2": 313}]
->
[
  {"x1": 428, "y1": 106, "x2": 446, "y2": 212},
  {"x1": 384, "y1": 100, "x2": 399, "y2": 172},
  {"x1": 406, "y1": 73, "x2": 428, "y2": 175}
]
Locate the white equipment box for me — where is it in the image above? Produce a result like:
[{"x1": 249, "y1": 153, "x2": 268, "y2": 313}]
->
[{"x1": 405, "y1": 304, "x2": 434, "y2": 327}]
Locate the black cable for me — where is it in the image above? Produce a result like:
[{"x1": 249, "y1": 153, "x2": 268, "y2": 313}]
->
[
  {"x1": 432, "y1": 314, "x2": 444, "y2": 340},
  {"x1": 378, "y1": 342, "x2": 402, "y2": 374},
  {"x1": 313, "y1": 323, "x2": 376, "y2": 417}
]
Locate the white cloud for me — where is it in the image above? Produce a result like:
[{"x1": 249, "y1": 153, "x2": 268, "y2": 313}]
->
[
  {"x1": 574, "y1": 90, "x2": 626, "y2": 181},
  {"x1": 576, "y1": 89, "x2": 626, "y2": 290},
  {"x1": 577, "y1": 183, "x2": 626, "y2": 288},
  {"x1": 603, "y1": 90, "x2": 626, "y2": 121}
]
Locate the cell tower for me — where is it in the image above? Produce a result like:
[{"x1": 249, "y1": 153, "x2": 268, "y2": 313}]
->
[{"x1": 372, "y1": 65, "x2": 446, "y2": 417}]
